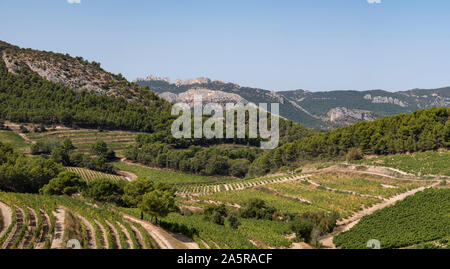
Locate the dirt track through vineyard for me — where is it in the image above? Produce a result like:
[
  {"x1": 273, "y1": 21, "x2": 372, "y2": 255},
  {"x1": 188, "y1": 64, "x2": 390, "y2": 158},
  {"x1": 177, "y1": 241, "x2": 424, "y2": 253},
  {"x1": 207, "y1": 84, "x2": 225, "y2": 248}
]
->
[{"x1": 0, "y1": 201, "x2": 12, "y2": 238}]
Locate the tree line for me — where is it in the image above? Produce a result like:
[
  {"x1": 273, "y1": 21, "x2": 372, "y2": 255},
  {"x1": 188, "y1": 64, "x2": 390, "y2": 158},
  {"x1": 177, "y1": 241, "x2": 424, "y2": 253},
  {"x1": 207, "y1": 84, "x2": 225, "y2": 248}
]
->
[{"x1": 249, "y1": 107, "x2": 450, "y2": 176}]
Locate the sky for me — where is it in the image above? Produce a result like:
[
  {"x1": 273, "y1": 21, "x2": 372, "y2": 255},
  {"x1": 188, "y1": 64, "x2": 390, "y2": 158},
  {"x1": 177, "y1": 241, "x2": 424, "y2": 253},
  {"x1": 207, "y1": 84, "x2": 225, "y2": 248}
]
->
[{"x1": 1, "y1": 0, "x2": 450, "y2": 92}]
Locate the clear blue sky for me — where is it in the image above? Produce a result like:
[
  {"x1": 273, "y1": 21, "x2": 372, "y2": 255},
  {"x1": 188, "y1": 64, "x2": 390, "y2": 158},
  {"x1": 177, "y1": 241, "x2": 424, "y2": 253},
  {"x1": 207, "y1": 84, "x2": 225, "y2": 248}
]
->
[{"x1": 1, "y1": 0, "x2": 450, "y2": 92}]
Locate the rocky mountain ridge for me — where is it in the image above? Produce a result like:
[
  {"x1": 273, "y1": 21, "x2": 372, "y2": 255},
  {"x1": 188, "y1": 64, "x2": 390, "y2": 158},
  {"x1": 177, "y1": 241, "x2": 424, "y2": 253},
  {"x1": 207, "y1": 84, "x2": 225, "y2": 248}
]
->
[{"x1": 137, "y1": 75, "x2": 450, "y2": 129}]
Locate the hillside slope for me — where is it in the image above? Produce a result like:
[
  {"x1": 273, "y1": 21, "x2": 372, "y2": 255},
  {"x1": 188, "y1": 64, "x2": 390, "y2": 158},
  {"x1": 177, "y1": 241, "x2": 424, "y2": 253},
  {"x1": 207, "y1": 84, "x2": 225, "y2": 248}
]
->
[{"x1": 0, "y1": 41, "x2": 173, "y2": 132}]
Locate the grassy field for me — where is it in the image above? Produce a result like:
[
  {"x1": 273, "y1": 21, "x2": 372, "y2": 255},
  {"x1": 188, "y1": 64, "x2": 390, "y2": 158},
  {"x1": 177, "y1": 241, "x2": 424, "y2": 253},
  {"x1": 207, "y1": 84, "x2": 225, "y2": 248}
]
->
[
  {"x1": 0, "y1": 130, "x2": 29, "y2": 152},
  {"x1": 356, "y1": 150, "x2": 450, "y2": 176},
  {"x1": 334, "y1": 188, "x2": 450, "y2": 249},
  {"x1": 112, "y1": 161, "x2": 234, "y2": 185}
]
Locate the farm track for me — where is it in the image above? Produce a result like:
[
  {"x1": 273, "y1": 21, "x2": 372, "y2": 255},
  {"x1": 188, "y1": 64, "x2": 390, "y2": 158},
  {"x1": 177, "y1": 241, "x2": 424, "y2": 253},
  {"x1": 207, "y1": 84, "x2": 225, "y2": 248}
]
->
[
  {"x1": 4, "y1": 206, "x2": 24, "y2": 249},
  {"x1": 122, "y1": 213, "x2": 199, "y2": 249},
  {"x1": 0, "y1": 201, "x2": 12, "y2": 238},
  {"x1": 50, "y1": 208, "x2": 66, "y2": 249}
]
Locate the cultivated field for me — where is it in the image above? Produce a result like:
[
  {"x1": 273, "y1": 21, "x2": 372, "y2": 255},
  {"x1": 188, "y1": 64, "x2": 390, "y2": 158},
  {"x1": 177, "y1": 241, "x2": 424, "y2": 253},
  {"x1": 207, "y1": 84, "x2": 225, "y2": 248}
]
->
[
  {"x1": 356, "y1": 150, "x2": 450, "y2": 177},
  {"x1": 65, "y1": 167, "x2": 125, "y2": 182},
  {"x1": 334, "y1": 188, "x2": 450, "y2": 249},
  {"x1": 23, "y1": 126, "x2": 139, "y2": 156},
  {"x1": 0, "y1": 192, "x2": 194, "y2": 249}
]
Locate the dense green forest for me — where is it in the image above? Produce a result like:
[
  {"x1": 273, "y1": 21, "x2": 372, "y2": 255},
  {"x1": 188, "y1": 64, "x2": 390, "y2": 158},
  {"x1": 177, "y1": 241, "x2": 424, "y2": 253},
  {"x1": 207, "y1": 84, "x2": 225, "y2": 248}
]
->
[{"x1": 248, "y1": 107, "x2": 450, "y2": 176}]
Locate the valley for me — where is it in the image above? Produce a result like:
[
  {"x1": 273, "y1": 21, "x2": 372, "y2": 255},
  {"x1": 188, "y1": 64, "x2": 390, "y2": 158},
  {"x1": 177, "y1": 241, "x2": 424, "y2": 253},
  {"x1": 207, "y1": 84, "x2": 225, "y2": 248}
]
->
[{"x1": 0, "y1": 41, "x2": 448, "y2": 250}]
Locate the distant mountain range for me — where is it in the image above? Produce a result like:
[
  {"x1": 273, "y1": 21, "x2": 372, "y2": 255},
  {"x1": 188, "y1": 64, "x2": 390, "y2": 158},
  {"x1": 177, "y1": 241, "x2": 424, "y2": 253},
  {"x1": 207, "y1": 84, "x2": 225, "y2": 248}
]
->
[{"x1": 136, "y1": 75, "x2": 450, "y2": 129}]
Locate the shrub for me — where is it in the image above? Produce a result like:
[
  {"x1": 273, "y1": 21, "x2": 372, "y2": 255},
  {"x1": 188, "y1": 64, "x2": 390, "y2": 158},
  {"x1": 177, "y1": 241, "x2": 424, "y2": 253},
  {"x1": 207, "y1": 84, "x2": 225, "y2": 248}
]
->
[
  {"x1": 40, "y1": 171, "x2": 86, "y2": 196},
  {"x1": 226, "y1": 214, "x2": 241, "y2": 229},
  {"x1": 346, "y1": 148, "x2": 364, "y2": 161},
  {"x1": 83, "y1": 178, "x2": 125, "y2": 205}
]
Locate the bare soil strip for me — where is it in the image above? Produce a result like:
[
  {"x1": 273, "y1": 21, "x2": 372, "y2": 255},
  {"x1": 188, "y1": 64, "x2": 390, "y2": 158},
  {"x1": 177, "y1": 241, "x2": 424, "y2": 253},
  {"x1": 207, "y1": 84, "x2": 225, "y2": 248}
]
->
[
  {"x1": 116, "y1": 170, "x2": 137, "y2": 182},
  {"x1": 0, "y1": 201, "x2": 12, "y2": 238},
  {"x1": 122, "y1": 214, "x2": 199, "y2": 249},
  {"x1": 4, "y1": 206, "x2": 24, "y2": 249},
  {"x1": 50, "y1": 208, "x2": 66, "y2": 249}
]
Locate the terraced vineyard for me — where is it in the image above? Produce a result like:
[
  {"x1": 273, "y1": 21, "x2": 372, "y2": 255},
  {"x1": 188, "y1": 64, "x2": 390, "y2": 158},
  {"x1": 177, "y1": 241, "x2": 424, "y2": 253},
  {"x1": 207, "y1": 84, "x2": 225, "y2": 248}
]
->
[
  {"x1": 176, "y1": 174, "x2": 307, "y2": 196},
  {"x1": 334, "y1": 188, "x2": 450, "y2": 249},
  {"x1": 0, "y1": 192, "x2": 182, "y2": 249},
  {"x1": 23, "y1": 127, "x2": 139, "y2": 156},
  {"x1": 65, "y1": 167, "x2": 125, "y2": 182}
]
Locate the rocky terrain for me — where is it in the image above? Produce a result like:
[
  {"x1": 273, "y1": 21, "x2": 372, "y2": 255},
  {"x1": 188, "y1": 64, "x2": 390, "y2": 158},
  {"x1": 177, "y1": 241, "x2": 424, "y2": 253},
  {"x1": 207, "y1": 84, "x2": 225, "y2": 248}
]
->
[{"x1": 137, "y1": 75, "x2": 450, "y2": 129}]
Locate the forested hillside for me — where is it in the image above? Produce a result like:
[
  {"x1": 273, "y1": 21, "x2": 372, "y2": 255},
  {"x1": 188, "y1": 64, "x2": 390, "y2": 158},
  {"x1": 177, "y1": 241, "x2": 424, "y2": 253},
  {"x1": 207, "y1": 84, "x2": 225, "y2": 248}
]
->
[{"x1": 0, "y1": 41, "x2": 173, "y2": 132}]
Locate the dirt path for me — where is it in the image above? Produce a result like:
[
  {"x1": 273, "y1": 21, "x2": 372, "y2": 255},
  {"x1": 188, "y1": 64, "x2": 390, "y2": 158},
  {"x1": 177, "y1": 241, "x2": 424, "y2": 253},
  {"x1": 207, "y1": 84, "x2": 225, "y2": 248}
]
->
[
  {"x1": 319, "y1": 182, "x2": 440, "y2": 249},
  {"x1": 0, "y1": 201, "x2": 12, "y2": 238},
  {"x1": 116, "y1": 170, "x2": 137, "y2": 182},
  {"x1": 122, "y1": 214, "x2": 199, "y2": 249},
  {"x1": 4, "y1": 206, "x2": 24, "y2": 249},
  {"x1": 50, "y1": 208, "x2": 66, "y2": 249}
]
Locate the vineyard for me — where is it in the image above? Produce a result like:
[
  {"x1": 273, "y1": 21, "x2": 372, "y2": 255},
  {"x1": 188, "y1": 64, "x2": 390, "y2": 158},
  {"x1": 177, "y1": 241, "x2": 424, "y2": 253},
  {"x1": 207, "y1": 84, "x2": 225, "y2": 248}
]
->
[
  {"x1": 65, "y1": 167, "x2": 125, "y2": 182},
  {"x1": 0, "y1": 192, "x2": 187, "y2": 249},
  {"x1": 24, "y1": 127, "x2": 139, "y2": 156},
  {"x1": 356, "y1": 150, "x2": 450, "y2": 177},
  {"x1": 113, "y1": 161, "x2": 234, "y2": 185},
  {"x1": 333, "y1": 188, "x2": 450, "y2": 249},
  {"x1": 176, "y1": 174, "x2": 307, "y2": 196}
]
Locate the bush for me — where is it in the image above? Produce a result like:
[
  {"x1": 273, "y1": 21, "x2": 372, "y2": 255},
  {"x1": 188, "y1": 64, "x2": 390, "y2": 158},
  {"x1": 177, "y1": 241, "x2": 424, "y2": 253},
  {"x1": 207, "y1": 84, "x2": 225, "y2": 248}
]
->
[
  {"x1": 203, "y1": 204, "x2": 228, "y2": 225},
  {"x1": 289, "y1": 218, "x2": 315, "y2": 242},
  {"x1": 240, "y1": 198, "x2": 276, "y2": 220},
  {"x1": 226, "y1": 214, "x2": 241, "y2": 229},
  {"x1": 83, "y1": 178, "x2": 125, "y2": 205},
  {"x1": 346, "y1": 148, "x2": 364, "y2": 161},
  {"x1": 40, "y1": 172, "x2": 86, "y2": 196}
]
